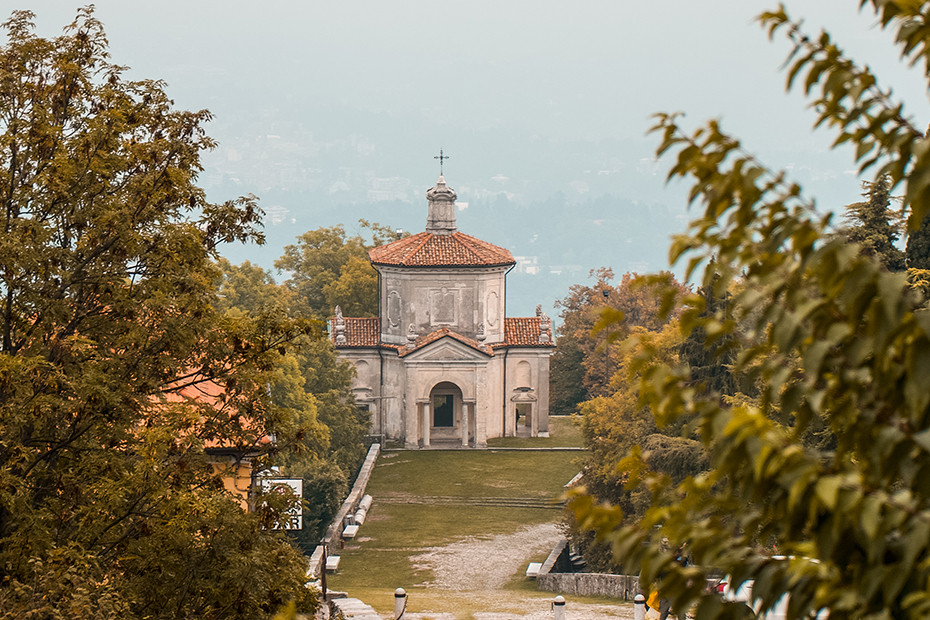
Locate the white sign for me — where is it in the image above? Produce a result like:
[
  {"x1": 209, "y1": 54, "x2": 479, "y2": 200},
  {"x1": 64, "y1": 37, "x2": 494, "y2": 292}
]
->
[{"x1": 261, "y1": 478, "x2": 303, "y2": 530}]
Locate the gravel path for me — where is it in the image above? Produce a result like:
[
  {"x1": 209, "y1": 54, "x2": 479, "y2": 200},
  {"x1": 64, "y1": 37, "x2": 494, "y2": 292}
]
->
[
  {"x1": 410, "y1": 522, "x2": 561, "y2": 591},
  {"x1": 396, "y1": 523, "x2": 633, "y2": 620}
]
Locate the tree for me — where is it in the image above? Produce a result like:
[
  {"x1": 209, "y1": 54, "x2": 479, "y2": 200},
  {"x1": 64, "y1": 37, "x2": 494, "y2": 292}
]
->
[
  {"x1": 216, "y1": 258, "x2": 296, "y2": 316},
  {"x1": 548, "y1": 329, "x2": 589, "y2": 416},
  {"x1": 275, "y1": 221, "x2": 399, "y2": 319},
  {"x1": 906, "y1": 214, "x2": 930, "y2": 269},
  {"x1": 676, "y1": 278, "x2": 740, "y2": 400},
  {"x1": 906, "y1": 127, "x2": 930, "y2": 272},
  {"x1": 579, "y1": 322, "x2": 688, "y2": 506},
  {"x1": 905, "y1": 215, "x2": 930, "y2": 297},
  {"x1": 570, "y1": 3, "x2": 930, "y2": 618},
  {"x1": 216, "y1": 259, "x2": 370, "y2": 549},
  {"x1": 550, "y1": 269, "x2": 686, "y2": 412},
  {"x1": 0, "y1": 10, "x2": 314, "y2": 617},
  {"x1": 840, "y1": 175, "x2": 906, "y2": 271},
  {"x1": 570, "y1": 320, "x2": 709, "y2": 572}
]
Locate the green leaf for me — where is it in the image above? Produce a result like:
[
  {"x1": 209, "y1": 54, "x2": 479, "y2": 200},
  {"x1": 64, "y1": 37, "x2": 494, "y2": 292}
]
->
[
  {"x1": 815, "y1": 476, "x2": 841, "y2": 511},
  {"x1": 905, "y1": 340, "x2": 930, "y2": 419},
  {"x1": 860, "y1": 494, "x2": 882, "y2": 541}
]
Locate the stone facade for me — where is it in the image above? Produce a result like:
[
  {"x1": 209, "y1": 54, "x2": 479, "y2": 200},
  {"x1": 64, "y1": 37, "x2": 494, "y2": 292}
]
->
[{"x1": 332, "y1": 175, "x2": 554, "y2": 448}]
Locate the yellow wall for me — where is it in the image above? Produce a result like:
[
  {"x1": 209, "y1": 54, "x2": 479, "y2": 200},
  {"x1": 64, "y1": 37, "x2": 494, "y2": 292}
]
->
[{"x1": 210, "y1": 455, "x2": 254, "y2": 510}]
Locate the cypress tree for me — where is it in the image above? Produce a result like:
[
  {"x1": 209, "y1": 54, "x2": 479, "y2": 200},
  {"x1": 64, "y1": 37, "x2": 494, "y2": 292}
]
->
[{"x1": 842, "y1": 176, "x2": 906, "y2": 271}]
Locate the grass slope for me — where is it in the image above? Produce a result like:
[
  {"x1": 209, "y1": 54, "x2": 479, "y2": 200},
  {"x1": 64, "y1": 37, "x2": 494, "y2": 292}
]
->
[{"x1": 326, "y1": 417, "x2": 590, "y2": 617}]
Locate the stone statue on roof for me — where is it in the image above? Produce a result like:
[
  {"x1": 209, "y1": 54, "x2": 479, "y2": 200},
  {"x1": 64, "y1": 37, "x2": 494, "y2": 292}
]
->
[
  {"x1": 333, "y1": 305, "x2": 346, "y2": 344},
  {"x1": 537, "y1": 305, "x2": 551, "y2": 344}
]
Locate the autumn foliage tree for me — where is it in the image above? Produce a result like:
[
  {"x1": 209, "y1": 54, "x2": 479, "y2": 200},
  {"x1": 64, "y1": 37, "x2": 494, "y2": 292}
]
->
[
  {"x1": 0, "y1": 10, "x2": 314, "y2": 618},
  {"x1": 570, "y1": 3, "x2": 930, "y2": 618},
  {"x1": 553, "y1": 271, "x2": 695, "y2": 572},
  {"x1": 549, "y1": 269, "x2": 687, "y2": 414}
]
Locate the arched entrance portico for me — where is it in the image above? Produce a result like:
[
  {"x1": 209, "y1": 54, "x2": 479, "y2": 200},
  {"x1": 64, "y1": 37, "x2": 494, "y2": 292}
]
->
[{"x1": 416, "y1": 381, "x2": 475, "y2": 448}]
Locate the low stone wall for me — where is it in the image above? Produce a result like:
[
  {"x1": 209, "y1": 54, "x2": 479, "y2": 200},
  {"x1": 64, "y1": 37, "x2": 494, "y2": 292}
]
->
[
  {"x1": 308, "y1": 443, "x2": 381, "y2": 577},
  {"x1": 536, "y1": 537, "x2": 640, "y2": 600},
  {"x1": 537, "y1": 572, "x2": 640, "y2": 600}
]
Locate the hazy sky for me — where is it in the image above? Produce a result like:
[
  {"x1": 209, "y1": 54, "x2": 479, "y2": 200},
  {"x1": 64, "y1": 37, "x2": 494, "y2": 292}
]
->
[
  {"x1": 20, "y1": 1, "x2": 928, "y2": 152},
  {"x1": 10, "y1": 1, "x2": 930, "y2": 308}
]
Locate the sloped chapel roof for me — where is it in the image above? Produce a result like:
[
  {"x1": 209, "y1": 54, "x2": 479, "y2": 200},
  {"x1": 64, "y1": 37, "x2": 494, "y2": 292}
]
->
[
  {"x1": 368, "y1": 175, "x2": 515, "y2": 268},
  {"x1": 368, "y1": 231, "x2": 515, "y2": 268},
  {"x1": 499, "y1": 317, "x2": 554, "y2": 348},
  {"x1": 396, "y1": 327, "x2": 493, "y2": 357},
  {"x1": 328, "y1": 316, "x2": 380, "y2": 347}
]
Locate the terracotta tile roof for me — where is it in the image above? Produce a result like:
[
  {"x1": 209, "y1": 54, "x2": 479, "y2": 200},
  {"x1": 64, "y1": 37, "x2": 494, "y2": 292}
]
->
[
  {"x1": 369, "y1": 231, "x2": 515, "y2": 268},
  {"x1": 162, "y1": 375, "x2": 226, "y2": 404},
  {"x1": 160, "y1": 374, "x2": 271, "y2": 452},
  {"x1": 397, "y1": 327, "x2": 493, "y2": 357},
  {"x1": 330, "y1": 316, "x2": 380, "y2": 347},
  {"x1": 498, "y1": 317, "x2": 555, "y2": 348}
]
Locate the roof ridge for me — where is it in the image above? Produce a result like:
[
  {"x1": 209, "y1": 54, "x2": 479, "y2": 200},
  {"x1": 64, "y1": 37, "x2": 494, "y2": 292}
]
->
[
  {"x1": 450, "y1": 231, "x2": 485, "y2": 264},
  {"x1": 405, "y1": 232, "x2": 434, "y2": 264},
  {"x1": 398, "y1": 327, "x2": 493, "y2": 357}
]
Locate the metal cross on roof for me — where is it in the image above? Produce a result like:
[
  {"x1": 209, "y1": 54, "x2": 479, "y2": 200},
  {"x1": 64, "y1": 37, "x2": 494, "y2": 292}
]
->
[{"x1": 434, "y1": 148, "x2": 450, "y2": 174}]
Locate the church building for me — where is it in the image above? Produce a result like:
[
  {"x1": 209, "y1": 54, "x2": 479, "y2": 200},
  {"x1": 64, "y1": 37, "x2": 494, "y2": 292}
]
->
[{"x1": 331, "y1": 174, "x2": 554, "y2": 448}]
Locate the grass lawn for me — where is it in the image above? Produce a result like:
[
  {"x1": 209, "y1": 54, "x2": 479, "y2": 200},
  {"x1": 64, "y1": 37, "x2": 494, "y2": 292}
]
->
[
  {"x1": 486, "y1": 415, "x2": 583, "y2": 448},
  {"x1": 325, "y1": 417, "x2": 600, "y2": 617}
]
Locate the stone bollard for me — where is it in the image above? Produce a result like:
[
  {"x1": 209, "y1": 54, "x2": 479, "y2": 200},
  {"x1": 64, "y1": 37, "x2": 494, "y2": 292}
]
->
[
  {"x1": 634, "y1": 593, "x2": 646, "y2": 620},
  {"x1": 394, "y1": 587, "x2": 407, "y2": 619},
  {"x1": 552, "y1": 595, "x2": 566, "y2": 620}
]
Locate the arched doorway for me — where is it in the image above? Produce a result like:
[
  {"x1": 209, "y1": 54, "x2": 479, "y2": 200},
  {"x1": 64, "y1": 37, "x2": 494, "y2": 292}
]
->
[{"x1": 430, "y1": 381, "x2": 462, "y2": 429}]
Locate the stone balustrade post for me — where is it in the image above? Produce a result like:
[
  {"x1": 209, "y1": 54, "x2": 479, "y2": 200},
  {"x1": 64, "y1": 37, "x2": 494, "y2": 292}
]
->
[
  {"x1": 394, "y1": 587, "x2": 407, "y2": 619},
  {"x1": 634, "y1": 593, "x2": 646, "y2": 620}
]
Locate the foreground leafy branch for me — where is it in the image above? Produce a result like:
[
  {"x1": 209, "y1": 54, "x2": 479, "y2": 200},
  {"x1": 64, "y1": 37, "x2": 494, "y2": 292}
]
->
[{"x1": 570, "y1": 4, "x2": 930, "y2": 619}]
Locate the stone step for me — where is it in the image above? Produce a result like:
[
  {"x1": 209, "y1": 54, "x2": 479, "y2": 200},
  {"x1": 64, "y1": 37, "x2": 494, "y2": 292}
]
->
[{"x1": 331, "y1": 597, "x2": 380, "y2": 619}]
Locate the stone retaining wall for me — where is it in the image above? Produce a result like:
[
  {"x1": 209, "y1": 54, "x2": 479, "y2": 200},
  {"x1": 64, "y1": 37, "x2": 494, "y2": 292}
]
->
[
  {"x1": 308, "y1": 443, "x2": 381, "y2": 578},
  {"x1": 536, "y1": 537, "x2": 641, "y2": 600},
  {"x1": 537, "y1": 572, "x2": 640, "y2": 600}
]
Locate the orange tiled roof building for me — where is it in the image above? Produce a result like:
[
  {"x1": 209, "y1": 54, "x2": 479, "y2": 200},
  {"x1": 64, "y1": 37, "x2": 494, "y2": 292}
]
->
[{"x1": 331, "y1": 175, "x2": 554, "y2": 448}]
